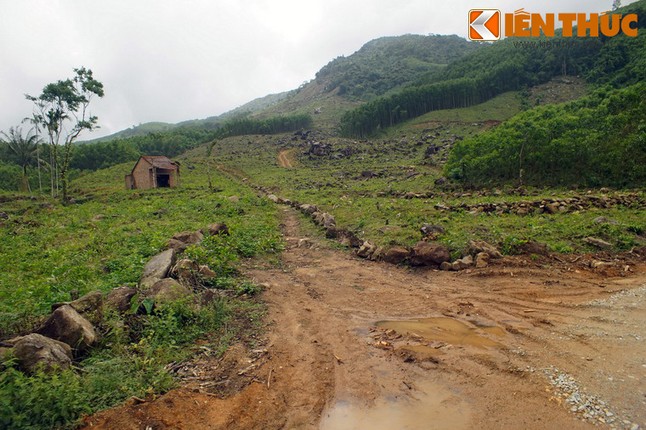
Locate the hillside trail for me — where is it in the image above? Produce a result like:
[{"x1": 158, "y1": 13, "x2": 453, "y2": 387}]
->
[
  {"x1": 277, "y1": 150, "x2": 294, "y2": 168},
  {"x1": 84, "y1": 207, "x2": 646, "y2": 430}
]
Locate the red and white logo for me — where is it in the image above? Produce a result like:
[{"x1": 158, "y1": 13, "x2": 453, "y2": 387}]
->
[{"x1": 468, "y1": 9, "x2": 501, "y2": 41}]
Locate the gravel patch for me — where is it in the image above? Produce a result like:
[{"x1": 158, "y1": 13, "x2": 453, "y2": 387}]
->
[
  {"x1": 587, "y1": 285, "x2": 646, "y2": 308},
  {"x1": 544, "y1": 367, "x2": 642, "y2": 429}
]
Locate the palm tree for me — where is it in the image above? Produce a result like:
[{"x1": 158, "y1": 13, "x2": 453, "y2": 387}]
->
[{"x1": 1, "y1": 126, "x2": 41, "y2": 193}]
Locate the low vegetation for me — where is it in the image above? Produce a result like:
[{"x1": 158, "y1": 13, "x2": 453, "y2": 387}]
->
[
  {"x1": 0, "y1": 162, "x2": 282, "y2": 429},
  {"x1": 446, "y1": 83, "x2": 646, "y2": 187}
]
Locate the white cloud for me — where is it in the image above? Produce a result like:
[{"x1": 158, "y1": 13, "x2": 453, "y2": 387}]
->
[{"x1": 0, "y1": 0, "x2": 636, "y2": 138}]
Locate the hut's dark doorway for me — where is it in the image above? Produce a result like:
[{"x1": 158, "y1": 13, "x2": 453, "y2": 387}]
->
[{"x1": 157, "y1": 174, "x2": 170, "y2": 187}]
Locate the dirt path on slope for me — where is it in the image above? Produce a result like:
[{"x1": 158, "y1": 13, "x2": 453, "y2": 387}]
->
[
  {"x1": 84, "y1": 208, "x2": 646, "y2": 430},
  {"x1": 277, "y1": 149, "x2": 294, "y2": 168}
]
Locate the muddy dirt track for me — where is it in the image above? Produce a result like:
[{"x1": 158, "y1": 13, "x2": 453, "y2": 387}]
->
[
  {"x1": 85, "y1": 208, "x2": 646, "y2": 430},
  {"x1": 277, "y1": 150, "x2": 294, "y2": 168}
]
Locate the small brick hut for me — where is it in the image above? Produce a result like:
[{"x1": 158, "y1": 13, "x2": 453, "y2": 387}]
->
[{"x1": 125, "y1": 156, "x2": 180, "y2": 190}]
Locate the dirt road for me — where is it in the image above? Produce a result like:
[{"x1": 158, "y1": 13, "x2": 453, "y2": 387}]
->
[
  {"x1": 85, "y1": 208, "x2": 646, "y2": 430},
  {"x1": 278, "y1": 150, "x2": 294, "y2": 168}
]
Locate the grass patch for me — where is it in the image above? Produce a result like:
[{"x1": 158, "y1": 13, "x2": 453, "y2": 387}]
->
[{"x1": 0, "y1": 159, "x2": 281, "y2": 428}]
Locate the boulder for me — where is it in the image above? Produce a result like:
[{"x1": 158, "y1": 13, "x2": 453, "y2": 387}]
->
[
  {"x1": 167, "y1": 238, "x2": 189, "y2": 252},
  {"x1": 312, "y1": 211, "x2": 324, "y2": 225},
  {"x1": 106, "y1": 286, "x2": 138, "y2": 313},
  {"x1": 172, "y1": 259, "x2": 201, "y2": 289},
  {"x1": 322, "y1": 213, "x2": 336, "y2": 229},
  {"x1": 382, "y1": 246, "x2": 410, "y2": 264},
  {"x1": 468, "y1": 240, "x2": 503, "y2": 259},
  {"x1": 440, "y1": 261, "x2": 452, "y2": 271},
  {"x1": 37, "y1": 305, "x2": 97, "y2": 351},
  {"x1": 171, "y1": 230, "x2": 204, "y2": 246},
  {"x1": 52, "y1": 290, "x2": 104, "y2": 324},
  {"x1": 451, "y1": 255, "x2": 473, "y2": 271},
  {"x1": 228, "y1": 195, "x2": 240, "y2": 203},
  {"x1": 198, "y1": 265, "x2": 217, "y2": 281},
  {"x1": 410, "y1": 242, "x2": 450, "y2": 266},
  {"x1": 475, "y1": 252, "x2": 490, "y2": 268},
  {"x1": 518, "y1": 241, "x2": 549, "y2": 256},
  {"x1": 146, "y1": 278, "x2": 192, "y2": 304},
  {"x1": 371, "y1": 246, "x2": 385, "y2": 261},
  {"x1": 172, "y1": 258, "x2": 200, "y2": 277},
  {"x1": 140, "y1": 249, "x2": 176, "y2": 288},
  {"x1": 267, "y1": 194, "x2": 279, "y2": 203},
  {"x1": 299, "y1": 204, "x2": 318, "y2": 215},
  {"x1": 324, "y1": 226, "x2": 339, "y2": 239},
  {"x1": 543, "y1": 203, "x2": 560, "y2": 214},
  {"x1": 204, "y1": 223, "x2": 230, "y2": 236},
  {"x1": 337, "y1": 230, "x2": 363, "y2": 248},
  {"x1": 13, "y1": 334, "x2": 73, "y2": 373},
  {"x1": 357, "y1": 241, "x2": 377, "y2": 259},
  {"x1": 420, "y1": 224, "x2": 445, "y2": 239}
]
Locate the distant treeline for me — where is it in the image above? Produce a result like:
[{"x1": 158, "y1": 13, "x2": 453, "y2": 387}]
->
[
  {"x1": 340, "y1": 1, "x2": 645, "y2": 137},
  {"x1": 218, "y1": 113, "x2": 311, "y2": 137},
  {"x1": 445, "y1": 83, "x2": 646, "y2": 188},
  {"x1": 69, "y1": 113, "x2": 311, "y2": 171},
  {"x1": 339, "y1": 60, "x2": 538, "y2": 137},
  {"x1": 0, "y1": 113, "x2": 311, "y2": 191}
]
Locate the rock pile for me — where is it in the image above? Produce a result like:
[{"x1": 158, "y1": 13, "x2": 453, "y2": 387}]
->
[
  {"x1": 253, "y1": 185, "x2": 510, "y2": 271},
  {"x1": 252, "y1": 184, "x2": 364, "y2": 249},
  {"x1": 410, "y1": 194, "x2": 644, "y2": 216},
  {"x1": 1, "y1": 223, "x2": 228, "y2": 375}
]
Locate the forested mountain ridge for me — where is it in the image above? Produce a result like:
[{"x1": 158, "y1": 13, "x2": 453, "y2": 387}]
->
[
  {"x1": 340, "y1": 0, "x2": 646, "y2": 137},
  {"x1": 314, "y1": 34, "x2": 482, "y2": 100}
]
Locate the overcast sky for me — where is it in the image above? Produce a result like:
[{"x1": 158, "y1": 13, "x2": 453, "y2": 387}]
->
[{"x1": 0, "y1": 0, "x2": 636, "y2": 138}]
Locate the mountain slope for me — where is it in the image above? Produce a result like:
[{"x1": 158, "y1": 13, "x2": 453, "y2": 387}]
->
[
  {"x1": 340, "y1": 0, "x2": 646, "y2": 137},
  {"x1": 314, "y1": 34, "x2": 481, "y2": 100}
]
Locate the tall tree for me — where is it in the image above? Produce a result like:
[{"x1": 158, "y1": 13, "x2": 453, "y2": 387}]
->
[
  {"x1": 0, "y1": 126, "x2": 40, "y2": 193},
  {"x1": 25, "y1": 67, "x2": 104, "y2": 201}
]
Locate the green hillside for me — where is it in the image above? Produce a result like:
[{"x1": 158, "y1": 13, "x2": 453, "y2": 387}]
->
[
  {"x1": 314, "y1": 34, "x2": 481, "y2": 100},
  {"x1": 340, "y1": 0, "x2": 646, "y2": 137}
]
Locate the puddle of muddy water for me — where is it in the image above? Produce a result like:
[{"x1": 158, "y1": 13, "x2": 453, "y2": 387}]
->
[
  {"x1": 376, "y1": 317, "x2": 504, "y2": 348},
  {"x1": 320, "y1": 381, "x2": 471, "y2": 430}
]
